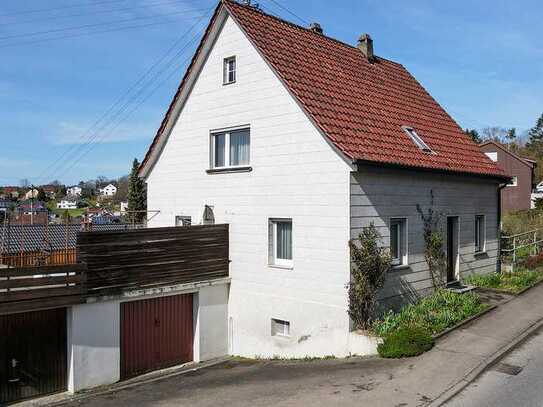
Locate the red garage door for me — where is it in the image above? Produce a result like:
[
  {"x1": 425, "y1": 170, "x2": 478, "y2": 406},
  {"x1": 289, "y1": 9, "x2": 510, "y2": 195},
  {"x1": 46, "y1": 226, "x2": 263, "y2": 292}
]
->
[{"x1": 120, "y1": 294, "x2": 194, "y2": 379}]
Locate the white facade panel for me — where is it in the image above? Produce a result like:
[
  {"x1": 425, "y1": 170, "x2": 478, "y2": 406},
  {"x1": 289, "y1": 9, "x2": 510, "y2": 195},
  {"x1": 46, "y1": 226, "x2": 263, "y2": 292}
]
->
[{"x1": 145, "y1": 16, "x2": 353, "y2": 357}]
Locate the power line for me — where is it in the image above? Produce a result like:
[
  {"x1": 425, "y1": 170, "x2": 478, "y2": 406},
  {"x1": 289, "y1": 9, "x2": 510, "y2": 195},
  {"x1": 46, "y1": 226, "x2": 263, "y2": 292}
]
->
[
  {"x1": 0, "y1": 7, "x2": 209, "y2": 41},
  {"x1": 37, "y1": 7, "x2": 213, "y2": 184},
  {"x1": 262, "y1": 0, "x2": 308, "y2": 25},
  {"x1": 57, "y1": 34, "x2": 203, "y2": 179},
  {"x1": 1, "y1": 0, "x2": 207, "y2": 26},
  {"x1": 0, "y1": 0, "x2": 129, "y2": 18},
  {"x1": 0, "y1": 8, "x2": 209, "y2": 49}
]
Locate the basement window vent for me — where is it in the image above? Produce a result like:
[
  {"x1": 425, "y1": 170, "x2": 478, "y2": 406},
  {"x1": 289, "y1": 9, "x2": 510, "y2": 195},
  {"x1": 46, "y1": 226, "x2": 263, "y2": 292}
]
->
[
  {"x1": 402, "y1": 126, "x2": 434, "y2": 154},
  {"x1": 271, "y1": 318, "x2": 290, "y2": 337}
]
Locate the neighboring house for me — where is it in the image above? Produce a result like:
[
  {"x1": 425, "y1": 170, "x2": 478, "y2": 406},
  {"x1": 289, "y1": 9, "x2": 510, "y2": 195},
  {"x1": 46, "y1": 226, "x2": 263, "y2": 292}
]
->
[
  {"x1": 0, "y1": 186, "x2": 20, "y2": 199},
  {"x1": 139, "y1": 1, "x2": 506, "y2": 358},
  {"x1": 99, "y1": 184, "x2": 117, "y2": 196},
  {"x1": 535, "y1": 181, "x2": 543, "y2": 192},
  {"x1": 120, "y1": 201, "x2": 129, "y2": 213},
  {"x1": 480, "y1": 141, "x2": 536, "y2": 213},
  {"x1": 24, "y1": 188, "x2": 39, "y2": 200},
  {"x1": 57, "y1": 198, "x2": 78, "y2": 209},
  {"x1": 0, "y1": 199, "x2": 11, "y2": 216},
  {"x1": 67, "y1": 186, "x2": 82, "y2": 196},
  {"x1": 42, "y1": 185, "x2": 58, "y2": 199},
  {"x1": 17, "y1": 200, "x2": 47, "y2": 215}
]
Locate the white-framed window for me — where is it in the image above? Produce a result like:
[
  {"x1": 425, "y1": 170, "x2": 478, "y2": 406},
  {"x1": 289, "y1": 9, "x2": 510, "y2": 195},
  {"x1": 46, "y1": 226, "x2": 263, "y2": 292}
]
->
[
  {"x1": 269, "y1": 218, "x2": 293, "y2": 268},
  {"x1": 175, "y1": 215, "x2": 191, "y2": 226},
  {"x1": 390, "y1": 218, "x2": 408, "y2": 266},
  {"x1": 223, "y1": 56, "x2": 236, "y2": 84},
  {"x1": 475, "y1": 215, "x2": 486, "y2": 253},
  {"x1": 485, "y1": 152, "x2": 498, "y2": 162},
  {"x1": 210, "y1": 128, "x2": 250, "y2": 169},
  {"x1": 271, "y1": 318, "x2": 290, "y2": 337},
  {"x1": 508, "y1": 175, "x2": 518, "y2": 187},
  {"x1": 402, "y1": 126, "x2": 434, "y2": 154}
]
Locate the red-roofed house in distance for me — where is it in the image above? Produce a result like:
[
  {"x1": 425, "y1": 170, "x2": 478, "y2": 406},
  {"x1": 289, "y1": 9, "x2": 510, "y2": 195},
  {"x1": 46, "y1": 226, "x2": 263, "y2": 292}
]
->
[
  {"x1": 139, "y1": 0, "x2": 508, "y2": 358},
  {"x1": 480, "y1": 140, "x2": 536, "y2": 213}
]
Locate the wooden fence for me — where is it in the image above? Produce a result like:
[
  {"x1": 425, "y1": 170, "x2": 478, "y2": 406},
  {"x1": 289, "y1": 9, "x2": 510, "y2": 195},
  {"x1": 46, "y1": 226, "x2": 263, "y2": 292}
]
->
[
  {"x1": 0, "y1": 263, "x2": 87, "y2": 314},
  {"x1": 0, "y1": 248, "x2": 77, "y2": 268},
  {"x1": 78, "y1": 224, "x2": 229, "y2": 295}
]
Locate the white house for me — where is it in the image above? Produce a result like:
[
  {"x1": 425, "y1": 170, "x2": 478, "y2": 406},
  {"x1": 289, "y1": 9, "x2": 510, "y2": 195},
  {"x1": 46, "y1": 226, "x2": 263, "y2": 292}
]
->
[
  {"x1": 67, "y1": 186, "x2": 82, "y2": 196},
  {"x1": 57, "y1": 199, "x2": 78, "y2": 209},
  {"x1": 139, "y1": 0, "x2": 507, "y2": 359},
  {"x1": 99, "y1": 184, "x2": 117, "y2": 196}
]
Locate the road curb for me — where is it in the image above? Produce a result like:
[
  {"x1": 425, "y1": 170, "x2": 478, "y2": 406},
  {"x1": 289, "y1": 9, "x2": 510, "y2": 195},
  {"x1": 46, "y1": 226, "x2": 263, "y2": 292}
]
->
[{"x1": 428, "y1": 315, "x2": 543, "y2": 407}]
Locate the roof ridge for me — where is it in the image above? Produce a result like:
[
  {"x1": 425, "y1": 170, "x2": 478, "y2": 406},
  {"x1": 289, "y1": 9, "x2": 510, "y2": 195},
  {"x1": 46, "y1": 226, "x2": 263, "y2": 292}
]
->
[{"x1": 224, "y1": 1, "x2": 405, "y2": 67}]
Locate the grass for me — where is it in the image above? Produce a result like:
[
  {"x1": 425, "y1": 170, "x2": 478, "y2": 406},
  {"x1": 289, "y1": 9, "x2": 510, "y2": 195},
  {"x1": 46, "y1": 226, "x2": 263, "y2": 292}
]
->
[
  {"x1": 465, "y1": 269, "x2": 543, "y2": 294},
  {"x1": 50, "y1": 208, "x2": 86, "y2": 217},
  {"x1": 372, "y1": 289, "x2": 486, "y2": 338},
  {"x1": 377, "y1": 326, "x2": 434, "y2": 358}
]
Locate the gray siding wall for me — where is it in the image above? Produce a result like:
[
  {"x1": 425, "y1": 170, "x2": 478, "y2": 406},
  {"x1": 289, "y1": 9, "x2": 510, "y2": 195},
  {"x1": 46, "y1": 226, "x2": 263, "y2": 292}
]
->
[{"x1": 350, "y1": 165, "x2": 500, "y2": 310}]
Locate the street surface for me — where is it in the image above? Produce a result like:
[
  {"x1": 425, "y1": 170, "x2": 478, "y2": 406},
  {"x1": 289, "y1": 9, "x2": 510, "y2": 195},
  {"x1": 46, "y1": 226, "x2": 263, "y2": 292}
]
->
[{"x1": 446, "y1": 327, "x2": 543, "y2": 407}]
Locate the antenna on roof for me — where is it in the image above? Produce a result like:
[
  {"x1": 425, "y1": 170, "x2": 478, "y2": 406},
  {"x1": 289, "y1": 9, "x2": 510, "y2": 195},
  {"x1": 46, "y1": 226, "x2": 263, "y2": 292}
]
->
[{"x1": 239, "y1": 0, "x2": 260, "y2": 9}]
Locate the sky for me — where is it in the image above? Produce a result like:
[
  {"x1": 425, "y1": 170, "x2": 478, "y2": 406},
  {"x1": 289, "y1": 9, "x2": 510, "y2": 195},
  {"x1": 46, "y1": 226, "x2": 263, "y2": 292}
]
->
[{"x1": 1, "y1": 0, "x2": 542, "y2": 186}]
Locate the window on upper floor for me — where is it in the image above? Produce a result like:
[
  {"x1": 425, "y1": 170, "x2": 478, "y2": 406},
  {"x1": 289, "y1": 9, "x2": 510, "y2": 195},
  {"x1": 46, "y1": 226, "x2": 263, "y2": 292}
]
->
[
  {"x1": 508, "y1": 175, "x2": 518, "y2": 187},
  {"x1": 210, "y1": 128, "x2": 250, "y2": 169},
  {"x1": 390, "y1": 218, "x2": 408, "y2": 267},
  {"x1": 223, "y1": 56, "x2": 236, "y2": 85},
  {"x1": 269, "y1": 218, "x2": 293, "y2": 268},
  {"x1": 475, "y1": 215, "x2": 486, "y2": 253},
  {"x1": 402, "y1": 126, "x2": 434, "y2": 154}
]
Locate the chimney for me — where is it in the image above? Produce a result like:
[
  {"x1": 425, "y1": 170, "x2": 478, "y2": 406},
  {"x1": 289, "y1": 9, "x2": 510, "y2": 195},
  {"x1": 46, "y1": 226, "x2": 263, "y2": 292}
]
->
[
  {"x1": 358, "y1": 33, "x2": 374, "y2": 61},
  {"x1": 309, "y1": 22, "x2": 323, "y2": 34}
]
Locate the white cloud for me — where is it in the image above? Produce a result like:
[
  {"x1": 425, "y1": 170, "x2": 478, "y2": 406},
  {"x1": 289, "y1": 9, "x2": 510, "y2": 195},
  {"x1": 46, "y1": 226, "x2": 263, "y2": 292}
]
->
[{"x1": 50, "y1": 121, "x2": 155, "y2": 145}]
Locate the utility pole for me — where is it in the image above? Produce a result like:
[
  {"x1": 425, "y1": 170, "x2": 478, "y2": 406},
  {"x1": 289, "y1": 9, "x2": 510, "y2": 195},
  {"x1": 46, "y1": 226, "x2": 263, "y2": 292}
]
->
[{"x1": 30, "y1": 184, "x2": 34, "y2": 226}]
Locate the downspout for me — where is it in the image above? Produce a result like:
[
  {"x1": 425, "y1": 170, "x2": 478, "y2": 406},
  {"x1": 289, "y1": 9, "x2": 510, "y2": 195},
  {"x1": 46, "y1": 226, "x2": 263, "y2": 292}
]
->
[{"x1": 497, "y1": 182, "x2": 507, "y2": 273}]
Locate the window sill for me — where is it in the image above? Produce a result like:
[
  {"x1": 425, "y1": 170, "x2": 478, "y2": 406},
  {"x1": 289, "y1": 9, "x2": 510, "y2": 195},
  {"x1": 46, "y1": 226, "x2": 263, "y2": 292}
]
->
[
  {"x1": 268, "y1": 264, "x2": 293, "y2": 271},
  {"x1": 206, "y1": 166, "x2": 252, "y2": 174},
  {"x1": 222, "y1": 81, "x2": 236, "y2": 86},
  {"x1": 391, "y1": 264, "x2": 410, "y2": 271},
  {"x1": 272, "y1": 333, "x2": 290, "y2": 339},
  {"x1": 474, "y1": 251, "x2": 487, "y2": 257}
]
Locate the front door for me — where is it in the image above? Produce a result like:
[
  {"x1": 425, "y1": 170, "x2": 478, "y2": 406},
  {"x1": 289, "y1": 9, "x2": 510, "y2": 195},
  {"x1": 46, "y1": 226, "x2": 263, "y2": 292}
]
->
[{"x1": 447, "y1": 216, "x2": 459, "y2": 283}]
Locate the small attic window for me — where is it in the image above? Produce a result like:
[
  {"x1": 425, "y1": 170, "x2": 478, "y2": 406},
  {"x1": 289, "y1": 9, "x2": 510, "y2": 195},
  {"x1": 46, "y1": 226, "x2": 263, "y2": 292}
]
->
[{"x1": 402, "y1": 126, "x2": 434, "y2": 154}]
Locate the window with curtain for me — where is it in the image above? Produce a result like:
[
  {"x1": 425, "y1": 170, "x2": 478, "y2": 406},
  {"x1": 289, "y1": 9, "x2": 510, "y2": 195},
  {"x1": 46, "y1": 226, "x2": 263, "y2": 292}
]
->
[
  {"x1": 211, "y1": 128, "x2": 250, "y2": 169},
  {"x1": 269, "y1": 218, "x2": 293, "y2": 267}
]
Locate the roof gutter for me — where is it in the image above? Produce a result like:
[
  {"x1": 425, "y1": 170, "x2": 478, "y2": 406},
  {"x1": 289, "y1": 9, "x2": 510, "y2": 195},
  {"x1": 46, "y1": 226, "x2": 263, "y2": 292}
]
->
[{"x1": 354, "y1": 159, "x2": 511, "y2": 183}]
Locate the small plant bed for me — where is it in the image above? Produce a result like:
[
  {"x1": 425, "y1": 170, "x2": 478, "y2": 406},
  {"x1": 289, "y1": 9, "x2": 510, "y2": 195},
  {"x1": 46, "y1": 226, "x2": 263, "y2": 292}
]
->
[
  {"x1": 377, "y1": 326, "x2": 434, "y2": 358},
  {"x1": 465, "y1": 269, "x2": 543, "y2": 294},
  {"x1": 373, "y1": 289, "x2": 487, "y2": 353}
]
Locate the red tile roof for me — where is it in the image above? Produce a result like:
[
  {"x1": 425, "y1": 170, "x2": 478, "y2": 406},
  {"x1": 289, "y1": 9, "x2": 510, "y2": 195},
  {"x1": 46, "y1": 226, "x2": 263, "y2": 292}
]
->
[{"x1": 140, "y1": 0, "x2": 505, "y2": 179}]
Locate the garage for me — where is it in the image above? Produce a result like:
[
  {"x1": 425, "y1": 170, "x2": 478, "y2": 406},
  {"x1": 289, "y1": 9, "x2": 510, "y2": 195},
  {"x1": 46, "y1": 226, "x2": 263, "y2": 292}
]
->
[
  {"x1": 0, "y1": 308, "x2": 67, "y2": 404},
  {"x1": 120, "y1": 294, "x2": 194, "y2": 379}
]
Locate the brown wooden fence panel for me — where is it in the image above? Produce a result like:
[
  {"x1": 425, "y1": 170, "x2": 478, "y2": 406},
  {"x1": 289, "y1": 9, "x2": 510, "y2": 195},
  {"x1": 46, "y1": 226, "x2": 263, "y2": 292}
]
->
[
  {"x1": 0, "y1": 249, "x2": 77, "y2": 268},
  {"x1": 0, "y1": 264, "x2": 87, "y2": 311},
  {"x1": 77, "y1": 224, "x2": 229, "y2": 295}
]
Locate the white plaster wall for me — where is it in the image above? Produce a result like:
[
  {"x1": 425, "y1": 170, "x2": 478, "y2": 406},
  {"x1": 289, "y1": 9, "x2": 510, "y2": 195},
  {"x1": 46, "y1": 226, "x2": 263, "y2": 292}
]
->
[
  {"x1": 145, "y1": 16, "x2": 353, "y2": 357},
  {"x1": 68, "y1": 301, "x2": 120, "y2": 392},
  {"x1": 194, "y1": 284, "x2": 229, "y2": 361}
]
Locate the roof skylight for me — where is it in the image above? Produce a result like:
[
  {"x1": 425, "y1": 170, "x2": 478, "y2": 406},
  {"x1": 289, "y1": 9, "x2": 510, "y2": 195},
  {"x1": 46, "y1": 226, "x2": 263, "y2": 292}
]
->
[{"x1": 402, "y1": 126, "x2": 434, "y2": 154}]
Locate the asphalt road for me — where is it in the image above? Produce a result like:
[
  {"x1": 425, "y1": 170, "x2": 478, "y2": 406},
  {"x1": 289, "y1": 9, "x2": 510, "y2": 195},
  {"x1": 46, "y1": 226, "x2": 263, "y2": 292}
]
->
[{"x1": 445, "y1": 327, "x2": 543, "y2": 407}]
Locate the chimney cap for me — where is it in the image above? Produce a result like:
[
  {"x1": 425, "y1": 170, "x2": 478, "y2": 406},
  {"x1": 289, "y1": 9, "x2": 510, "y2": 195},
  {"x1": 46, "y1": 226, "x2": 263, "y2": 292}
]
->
[
  {"x1": 357, "y1": 33, "x2": 375, "y2": 61},
  {"x1": 309, "y1": 22, "x2": 323, "y2": 34}
]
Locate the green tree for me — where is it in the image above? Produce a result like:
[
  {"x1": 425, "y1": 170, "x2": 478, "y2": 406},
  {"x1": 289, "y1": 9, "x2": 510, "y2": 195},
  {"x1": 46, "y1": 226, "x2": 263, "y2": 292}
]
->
[
  {"x1": 526, "y1": 113, "x2": 543, "y2": 151},
  {"x1": 127, "y1": 158, "x2": 147, "y2": 223},
  {"x1": 464, "y1": 128, "x2": 481, "y2": 144},
  {"x1": 37, "y1": 187, "x2": 47, "y2": 202}
]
